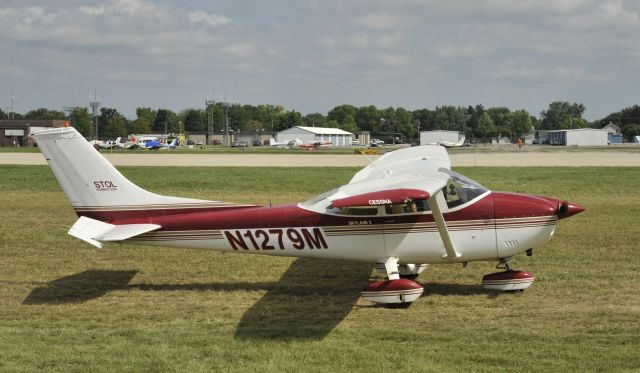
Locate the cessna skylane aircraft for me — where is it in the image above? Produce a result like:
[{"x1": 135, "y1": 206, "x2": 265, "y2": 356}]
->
[{"x1": 33, "y1": 127, "x2": 584, "y2": 307}]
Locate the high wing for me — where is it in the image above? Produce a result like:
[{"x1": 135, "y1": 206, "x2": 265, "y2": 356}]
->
[
  {"x1": 349, "y1": 145, "x2": 451, "y2": 184},
  {"x1": 328, "y1": 145, "x2": 460, "y2": 259}
]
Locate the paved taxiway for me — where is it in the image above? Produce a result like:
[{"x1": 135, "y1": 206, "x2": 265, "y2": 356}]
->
[{"x1": 1, "y1": 151, "x2": 640, "y2": 167}]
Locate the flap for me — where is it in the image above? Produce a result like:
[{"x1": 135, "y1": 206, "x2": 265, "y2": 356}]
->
[{"x1": 331, "y1": 188, "x2": 430, "y2": 208}]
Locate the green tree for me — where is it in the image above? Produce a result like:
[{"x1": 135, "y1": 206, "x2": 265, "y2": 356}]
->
[
  {"x1": 133, "y1": 107, "x2": 156, "y2": 134},
  {"x1": 412, "y1": 108, "x2": 435, "y2": 132},
  {"x1": 339, "y1": 114, "x2": 359, "y2": 134},
  {"x1": 486, "y1": 107, "x2": 511, "y2": 131},
  {"x1": 432, "y1": 106, "x2": 468, "y2": 132},
  {"x1": 622, "y1": 124, "x2": 640, "y2": 141},
  {"x1": 328, "y1": 105, "x2": 357, "y2": 126},
  {"x1": 255, "y1": 104, "x2": 282, "y2": 132},
  {"x1": 153, "y1": 109, "x2": 178, "y2": 133},
  {"x1": 98, "y1": 107, "x2": 127, "y2": 139},
  {"x1": 243, "y1": 119, "x2": 264, "y2": 132},
  {"x1": 274, "y1": 110, "x2": 302, "y2": 131},
  {"x1": 465, "y1": 105, "x2": 485, "y2": 140},
  {"x1": 475, "y1": 112, "x2": 496, "y2": 139},
  {"x1": 540, "y1": 102, "x2": 586, "y2": 130},
  {"x1": 181, "y1": 109, "x2": 206, "y2": 132},
  {"x1": 326, "y1": 119, "x2": 339, "y2": 128},
  {"x1": 24, "y1": 108, "x2": 66, "y2": 120},
  {"x1": 597, "y1": 105, "x2": 640, "y2": 130},
  {"x1": 72, "y1": 107, "x2": 91, "y2": 137},
  {"x1": 227, "y1": 104, "x2": 251, "y2": 131},
  {"x1": 355, "y1": 105, "x2": 381, "y2": 132},
  {"x1": 510, "y1": 109, "x2": 533, "y2": 138},
  {"x1": 302, "y1": 113, "x2": 327, "y2": 128}
]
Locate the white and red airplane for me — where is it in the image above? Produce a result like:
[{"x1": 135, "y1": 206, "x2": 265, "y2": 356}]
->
[
  {"x1": 293, "y1": 138, "x2": 332, "y2": 149},
  {"x1": 33, "y1": 127, "x2": 584, "y2": 307}
]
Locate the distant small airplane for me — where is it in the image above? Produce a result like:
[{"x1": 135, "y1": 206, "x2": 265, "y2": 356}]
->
[
  {"x1": 98, "y1": 137, "x2": 121, "y2": 150},
  {"x1": 145, "y1": 138, "x2": 179, "y2": 150},
  {"x1": 33, "y1": 127, "x2": 584, "y2": 308},
  {"x1": 439, "y1": 136, "x2": 467, "y2": 148},
  {"x1": 294, "y1": 138, "x2": 332, "y2": 149},
  {"x1": 269, "y1": 138, "x2": 293, "y2": 148},
  {"x1": 118, "y1": 139, "x2": 139, "y2": 149}
]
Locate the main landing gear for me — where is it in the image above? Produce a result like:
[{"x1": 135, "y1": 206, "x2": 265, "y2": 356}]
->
[
  {"x1": 361, "y1": 258, "x2": 425, "y2": 308},
  {"x1": 482, "y1": 257, "x2": 535, "y2": 291}
]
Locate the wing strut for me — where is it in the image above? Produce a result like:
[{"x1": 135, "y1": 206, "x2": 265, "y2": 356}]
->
[{"x1": 429, "y1": 190, "x2": 461, "y2": 260}]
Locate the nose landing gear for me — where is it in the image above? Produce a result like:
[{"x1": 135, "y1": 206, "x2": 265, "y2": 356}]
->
[{"x1": 482, "y1": 257, "x2": 535, "y2": 291}]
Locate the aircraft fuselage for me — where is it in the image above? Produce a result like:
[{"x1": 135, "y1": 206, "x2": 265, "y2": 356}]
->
[{"x1": 118, "y1": 191, "x2": 560, "y2": 265}]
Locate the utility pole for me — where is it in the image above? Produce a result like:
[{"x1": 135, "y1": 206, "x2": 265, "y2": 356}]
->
[
  {"x1": 63, "y1": 104, "x2": 77, "y2": 127},
  {"x1": 89, "y1": 91, "x2": 100, "y2": 141},
  {"x1": 205, "y1": 99, "x2": 215, "y2": 145},
  {"x1": 222, "y1": 101, "x2": 230, "y2": 146},
  {"x1": 10, "y1": 96, "x2": 15, "y2": 119}
]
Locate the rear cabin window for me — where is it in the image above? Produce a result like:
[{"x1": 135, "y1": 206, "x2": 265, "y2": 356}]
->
[
  {"x1": 331, "y1": 206, "x2": 379, "y2": 216},
  {"x1": 384, "y1": 200, "x2": 430, "y2": 214}
]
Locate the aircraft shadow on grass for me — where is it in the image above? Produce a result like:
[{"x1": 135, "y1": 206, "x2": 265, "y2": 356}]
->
[
  {"x1": 233, "y1": 258, "x2": 373, "y2": 341},
  {"x1": 22, "y1": 261, "x2": 498, "y2": 340},
  {"x1": 422, "y1": 282, "x2": 502, "y2": 298},
  {"x1": 23, "y1": 269, "x2": 139, "y2": 305},
  {"x1": 21, "y1": 259, "x2": 373, "y2": 341}
]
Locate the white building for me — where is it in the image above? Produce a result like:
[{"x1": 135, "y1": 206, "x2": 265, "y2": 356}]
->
[
  {"x1": 602, "y1": 122, "x2": 622, "y2": 135},
  {"x1": 420, "y1": 130, "x2": 462, "y2": 145},
  {"x1": 276, "y1": 126, "x2": 353, "y2": 147},
  {"x1": 548, "y1": 128, "x2": 608, "y2": 146}
]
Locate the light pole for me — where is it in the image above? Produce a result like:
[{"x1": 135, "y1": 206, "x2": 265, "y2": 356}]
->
[
  {"x1": 205, "y1": 99, "x2": 215, "y2": 145},
  {"x1": 89, "y1": 93, "x2": 100, "y2": 141},
  {"x1": 222, "y1": 102, "x2": 230, "y2": 146}
]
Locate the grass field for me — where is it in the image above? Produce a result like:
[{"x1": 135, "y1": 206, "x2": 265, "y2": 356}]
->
[{"x1": 0, "y1": 165, "x2": 638, "y2": 372}]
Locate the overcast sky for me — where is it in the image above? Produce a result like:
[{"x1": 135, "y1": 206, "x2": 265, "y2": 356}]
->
[{"x1": 1, "y1": 0, "x2": 639, "y2": 120}]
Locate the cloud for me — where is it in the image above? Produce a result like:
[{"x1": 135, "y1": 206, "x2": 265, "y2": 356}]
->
[
  {"x1": 435, "y1": 43, "x2": 490, "y2": 58},
  {"x1": 352, "y1": 13, "x2": 415, "y2": 29},
  {"x1": 78, "y1": 5, "x2": 105, "y2": 16},
  {"x1": 0, "y1": 0, "x2": 638, "y2": 119},
  {"x1": 377, "y1": 53, "x2": 410, "y2": 67},
  {"x1": 492, "y1": 61, "x2": 612, "y2": 82},
  {"x1": 188, "y1": 10, "x2": 232, "y2": 27}
]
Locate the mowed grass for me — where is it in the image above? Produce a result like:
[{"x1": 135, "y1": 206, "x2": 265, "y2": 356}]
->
[{"x1": 0, "y1": 165, "x2": 638, "y2": 372}]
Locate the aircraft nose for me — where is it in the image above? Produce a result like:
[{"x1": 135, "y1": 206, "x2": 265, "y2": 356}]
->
[{"x1": 557, "y1": 201, "x2": 585, "y2": 220}]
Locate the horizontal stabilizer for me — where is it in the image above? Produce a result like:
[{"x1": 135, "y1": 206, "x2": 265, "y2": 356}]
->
[{"x1": 68, "y1": 216, "x2": 160, "y2": 248}]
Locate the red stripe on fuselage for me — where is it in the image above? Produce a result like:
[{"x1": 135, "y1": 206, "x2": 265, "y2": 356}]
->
[
  {"x1": 104, "y1": 192, "x2": 559, "y2": 233},
  {"x1": 75, "y1": 205, "x2": 257, "y2": 222}
]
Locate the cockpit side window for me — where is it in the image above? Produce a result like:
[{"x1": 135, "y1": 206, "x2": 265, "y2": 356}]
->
[{"x1": 440, "y1": 169, "x2": 488, "y2": 208}]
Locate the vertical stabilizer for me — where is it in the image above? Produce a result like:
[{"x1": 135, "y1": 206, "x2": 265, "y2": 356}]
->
[{"x1": 33, "y1": 127, "x2": 251, "y2": 221}]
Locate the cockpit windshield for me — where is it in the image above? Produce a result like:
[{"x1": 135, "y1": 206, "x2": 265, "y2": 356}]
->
[{"x1": 440, "y1": 168, "x2": 488, "y2": 208}]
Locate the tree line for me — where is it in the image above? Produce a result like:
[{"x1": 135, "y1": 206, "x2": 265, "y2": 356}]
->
[{"x1": 2, "y1": 102, "x2": 639, "y2": 142}]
